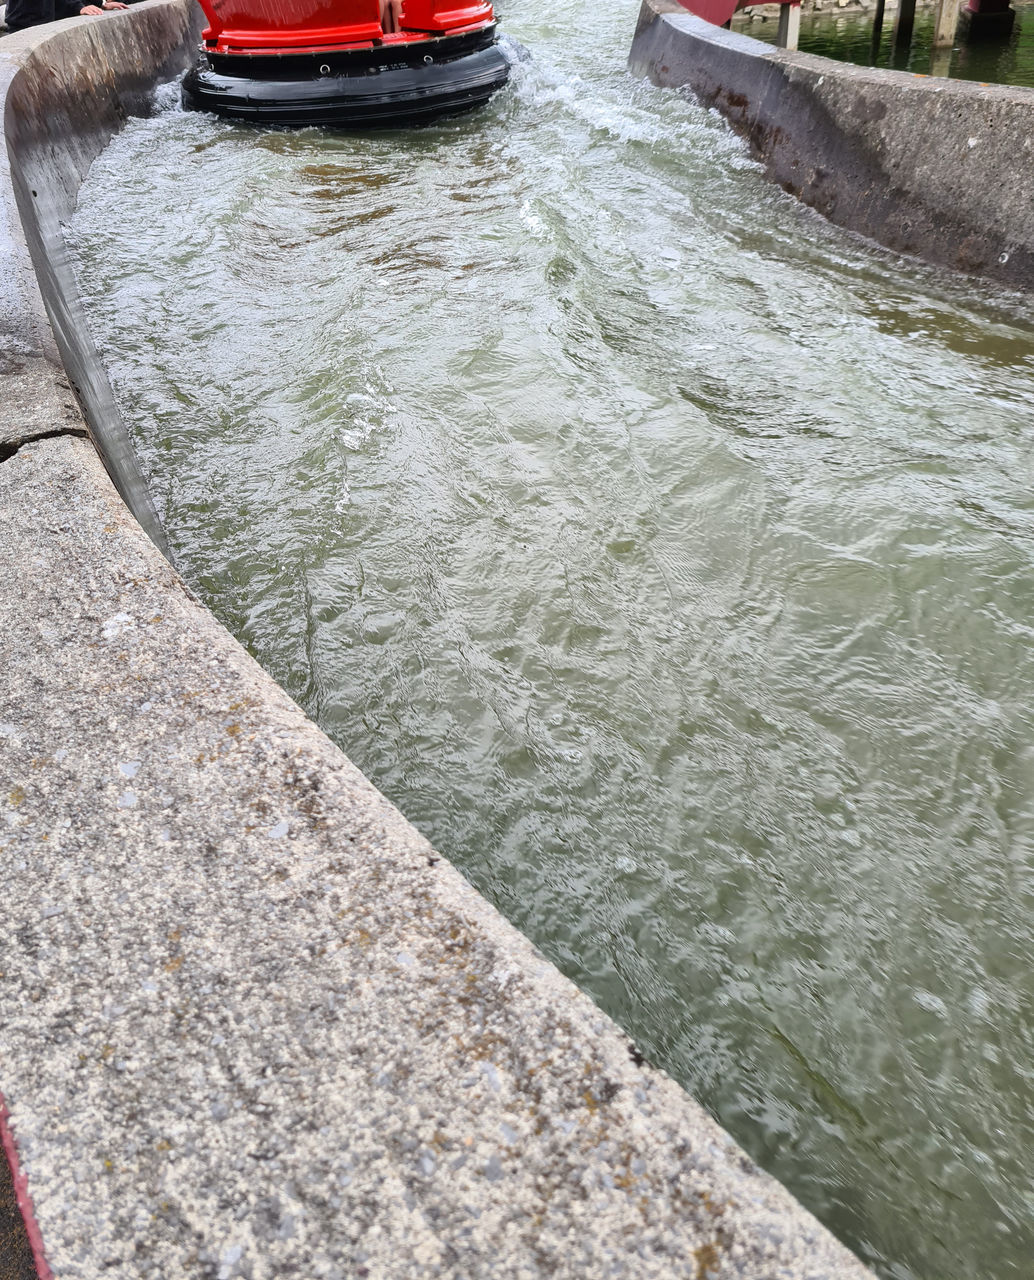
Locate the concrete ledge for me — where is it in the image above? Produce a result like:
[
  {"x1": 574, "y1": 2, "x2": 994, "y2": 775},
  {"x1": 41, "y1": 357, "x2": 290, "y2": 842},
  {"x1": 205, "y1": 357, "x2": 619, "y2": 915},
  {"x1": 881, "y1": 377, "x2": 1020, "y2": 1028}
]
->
[
  {"x1": 629, "y1": 0, "x2": 1034, "y2": 290},
  {"x1": 1, "y1": 0, "x2": 205, "y2": 548},
  {"x1": 0, "y1": 3, "x2": 874, "y2": 1275}
]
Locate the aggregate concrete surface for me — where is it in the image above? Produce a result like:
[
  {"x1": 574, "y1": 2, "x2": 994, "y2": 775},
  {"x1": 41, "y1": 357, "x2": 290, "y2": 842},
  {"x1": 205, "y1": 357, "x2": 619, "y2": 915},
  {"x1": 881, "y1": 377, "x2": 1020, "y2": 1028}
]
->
[{"x1": 0, "y1": 2, "x2": 875, "y2": 1276}]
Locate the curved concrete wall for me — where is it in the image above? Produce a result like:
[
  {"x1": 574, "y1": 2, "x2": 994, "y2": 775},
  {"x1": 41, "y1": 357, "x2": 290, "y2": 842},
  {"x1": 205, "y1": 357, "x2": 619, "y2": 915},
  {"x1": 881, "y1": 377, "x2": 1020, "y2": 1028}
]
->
[
  {"x1": 629, "y1": 0, "x2": 1034, "y2": 290},
  {"x1": 0, "y1": 6, "x2": 874, "y2": 1277},
  {"x1": 1, "y1": 0, "x2": 206, "y2": 549}
]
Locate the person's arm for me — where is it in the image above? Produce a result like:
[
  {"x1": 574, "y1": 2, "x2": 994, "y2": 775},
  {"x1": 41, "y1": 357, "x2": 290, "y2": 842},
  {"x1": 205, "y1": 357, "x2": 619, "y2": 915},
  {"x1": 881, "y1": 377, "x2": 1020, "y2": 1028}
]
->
[{"x1": 59, "y1": 0, "x2": 128, "y2": 15}]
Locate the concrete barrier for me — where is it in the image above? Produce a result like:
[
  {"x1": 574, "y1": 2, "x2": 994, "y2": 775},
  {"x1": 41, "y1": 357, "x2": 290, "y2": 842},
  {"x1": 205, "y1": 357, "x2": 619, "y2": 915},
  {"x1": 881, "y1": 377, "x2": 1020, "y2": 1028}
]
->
[
  {"x1": 629, "y1": 0, "x2": 1034, "y2": 290},
  {"x1": 0, "y1": 4, "x2": 875, "y2": 1275},
  {"x1": 1, "y1": 0, "x2": 206, "y2": 549}
]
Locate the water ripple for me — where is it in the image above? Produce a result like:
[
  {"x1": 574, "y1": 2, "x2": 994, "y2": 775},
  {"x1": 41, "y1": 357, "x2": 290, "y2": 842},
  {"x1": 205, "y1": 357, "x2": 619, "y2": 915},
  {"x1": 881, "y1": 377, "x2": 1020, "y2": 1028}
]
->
[{"x1": 70, "y1": 4, "x2": 1034, "y2": 1277}]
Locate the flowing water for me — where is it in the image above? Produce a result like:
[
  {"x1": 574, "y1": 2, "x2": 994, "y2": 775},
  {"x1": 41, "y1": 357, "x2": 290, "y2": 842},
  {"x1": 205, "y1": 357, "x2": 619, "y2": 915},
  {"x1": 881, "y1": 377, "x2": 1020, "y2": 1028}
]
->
[{"x1": 69, "y1": 5, "x2": 1034, "y2": 1276}]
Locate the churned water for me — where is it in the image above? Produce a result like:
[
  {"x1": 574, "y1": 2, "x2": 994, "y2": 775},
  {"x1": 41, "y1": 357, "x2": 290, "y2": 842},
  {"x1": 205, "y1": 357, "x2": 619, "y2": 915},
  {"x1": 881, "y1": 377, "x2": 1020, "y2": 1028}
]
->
[{"x1": 69, "y1": 4, "x2": 1034, "y2": 1276}]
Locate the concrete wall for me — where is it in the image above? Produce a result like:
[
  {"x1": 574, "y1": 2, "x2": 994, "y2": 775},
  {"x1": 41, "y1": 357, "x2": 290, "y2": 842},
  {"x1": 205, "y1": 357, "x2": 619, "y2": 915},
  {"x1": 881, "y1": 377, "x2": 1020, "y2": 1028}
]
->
[
  {"x1": 1, "y1": 0, "x2": 206, "y2": 549},
  {"x1": 0, "y1": 4, "x2": 875, "y2": 1276},
  {"x1": 629, "y1": 0, "x2": 1034, "y2": 290}
]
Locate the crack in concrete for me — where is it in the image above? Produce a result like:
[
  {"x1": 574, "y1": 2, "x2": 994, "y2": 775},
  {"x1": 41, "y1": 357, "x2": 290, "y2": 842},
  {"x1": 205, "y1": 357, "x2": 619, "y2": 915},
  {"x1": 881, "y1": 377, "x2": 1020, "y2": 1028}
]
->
[{"x1": 0, "y1": 427, "x2": 90, "y2": 465}]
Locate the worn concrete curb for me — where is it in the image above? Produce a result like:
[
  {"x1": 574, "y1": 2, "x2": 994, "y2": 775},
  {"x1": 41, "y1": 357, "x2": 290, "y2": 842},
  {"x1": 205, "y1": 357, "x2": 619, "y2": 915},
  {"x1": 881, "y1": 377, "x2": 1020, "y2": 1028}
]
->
[
  {"x1": 629, "y1": 0, "x2": 1034, "y2": 290},
  {"x1": 0, "y1": 3, "x2": 874, "y2": 1276}
]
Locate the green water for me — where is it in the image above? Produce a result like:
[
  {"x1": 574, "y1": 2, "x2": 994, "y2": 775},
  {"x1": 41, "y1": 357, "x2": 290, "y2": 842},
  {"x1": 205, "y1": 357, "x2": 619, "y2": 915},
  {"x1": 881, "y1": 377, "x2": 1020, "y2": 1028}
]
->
[
  {"x1": 740, "y1": 1, "x2": 1034, "y2": 85},
  {"x1": 70, "y1": 4, "x2": 1034, "y2": 1276}
]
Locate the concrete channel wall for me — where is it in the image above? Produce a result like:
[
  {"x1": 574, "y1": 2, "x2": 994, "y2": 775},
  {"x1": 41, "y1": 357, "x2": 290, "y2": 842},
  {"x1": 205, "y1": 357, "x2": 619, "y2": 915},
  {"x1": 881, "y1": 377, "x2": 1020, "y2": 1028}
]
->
[
  {"x1": 0, "y1": 4, "x2": 875, "y2": 1276},
  {"x1": 629, "y1": 0, "x2": 1034, "y2": 291}
]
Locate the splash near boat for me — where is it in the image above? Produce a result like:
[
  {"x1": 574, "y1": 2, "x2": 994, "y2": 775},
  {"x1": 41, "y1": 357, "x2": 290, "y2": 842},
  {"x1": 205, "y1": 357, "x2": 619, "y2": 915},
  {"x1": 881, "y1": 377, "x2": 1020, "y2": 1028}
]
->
[{"x1": 181, "y1": 0, "x2": 511, "y2": 127}]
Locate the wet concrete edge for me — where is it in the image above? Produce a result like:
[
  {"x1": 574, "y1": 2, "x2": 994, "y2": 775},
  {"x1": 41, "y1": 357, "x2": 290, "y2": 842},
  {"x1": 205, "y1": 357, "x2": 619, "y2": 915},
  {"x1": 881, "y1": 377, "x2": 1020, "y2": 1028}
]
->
[
  {"x1": 0, "y1": 3, "x2": 876, "y2": 1276},
  {"x1": 628, "y1": 0, "x2": 1034, "y2": 290}
]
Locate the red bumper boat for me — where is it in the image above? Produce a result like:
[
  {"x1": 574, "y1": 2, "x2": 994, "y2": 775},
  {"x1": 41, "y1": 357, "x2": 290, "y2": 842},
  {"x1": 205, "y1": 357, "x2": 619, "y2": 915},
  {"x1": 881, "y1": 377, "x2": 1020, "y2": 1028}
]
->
[{"x1": 182, "y1": 0, "x2": 511, "y2": 127}]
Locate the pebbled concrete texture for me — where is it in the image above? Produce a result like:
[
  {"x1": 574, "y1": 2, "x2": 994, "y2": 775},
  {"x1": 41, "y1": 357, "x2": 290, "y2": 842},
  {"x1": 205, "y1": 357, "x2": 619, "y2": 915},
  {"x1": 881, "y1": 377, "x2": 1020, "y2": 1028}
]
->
[
  {"x1": 1, "y1": 438, "x2": 876, "y2": 1279},
  {"x1": 0, "y1": 360, "x2": 86, "y2": 457},
  {"x1": 0, "y1": 2, "x2": 875, "y2": 1276},
  {"x1": 629, "y1": 0, "x2": 1034, "y2": 290}
]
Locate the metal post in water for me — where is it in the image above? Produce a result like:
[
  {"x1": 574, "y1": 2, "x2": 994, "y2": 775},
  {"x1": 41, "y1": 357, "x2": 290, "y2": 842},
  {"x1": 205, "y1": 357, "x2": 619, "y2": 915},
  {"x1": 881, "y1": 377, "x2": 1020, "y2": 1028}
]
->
[
  {"x1": 870, "y1": 0, "x2": 887, "y2": 58},
  {"x1": 893, "y1": 0, "x2": 919, "y2": 56},
  {"x1": 776, "y1": 0, "x2": 801, "y2": 49}
]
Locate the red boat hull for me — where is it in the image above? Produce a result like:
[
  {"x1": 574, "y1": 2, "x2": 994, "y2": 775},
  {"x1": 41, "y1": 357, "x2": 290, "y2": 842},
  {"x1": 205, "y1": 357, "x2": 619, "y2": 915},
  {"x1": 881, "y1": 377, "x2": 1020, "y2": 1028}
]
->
[
  {"x1": 196, "y1": 0, "x2": 498, "y2": 55},
  {"x1": 182, "y1": 22, "x2": 511, "y2": 127},
  {"x1": 182, "y1": 0, "x2": 510, "y2": 127}
]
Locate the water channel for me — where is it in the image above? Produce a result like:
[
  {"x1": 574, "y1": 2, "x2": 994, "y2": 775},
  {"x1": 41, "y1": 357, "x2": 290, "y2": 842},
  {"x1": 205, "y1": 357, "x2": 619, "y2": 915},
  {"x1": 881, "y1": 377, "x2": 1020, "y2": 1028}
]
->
[{"x1": 70, "y1": 4, "x2": 1034, "y2": 1275}]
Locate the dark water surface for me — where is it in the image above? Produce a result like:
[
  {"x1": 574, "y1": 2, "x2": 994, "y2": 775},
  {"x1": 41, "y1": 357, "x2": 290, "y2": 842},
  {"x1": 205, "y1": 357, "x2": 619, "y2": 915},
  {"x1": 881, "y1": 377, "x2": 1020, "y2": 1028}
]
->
[
  {"x1": 741, "y1": 0, "x2": 1034, "y2": 85},
  {"x1": 70, "y1": 5, "x2": 1034, "y2": 1276}
]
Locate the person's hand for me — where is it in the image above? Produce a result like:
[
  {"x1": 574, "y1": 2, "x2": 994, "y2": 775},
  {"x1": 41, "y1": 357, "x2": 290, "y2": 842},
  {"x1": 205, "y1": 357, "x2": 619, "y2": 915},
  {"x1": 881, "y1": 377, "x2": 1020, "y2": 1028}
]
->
[
  {"x1": 79, "y1": 5, "x2": 104, "y2": 12},
  {"x1": 101, "y1": 2, "x2": 129, "y2": 8}
]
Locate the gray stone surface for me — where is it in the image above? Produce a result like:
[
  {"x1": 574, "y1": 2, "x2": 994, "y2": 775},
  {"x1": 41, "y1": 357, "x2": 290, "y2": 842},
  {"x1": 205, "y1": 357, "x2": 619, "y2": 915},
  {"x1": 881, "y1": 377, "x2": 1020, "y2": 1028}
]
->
[
  {"x1": 629, "y1": 0, "x2": 1034, "y2": 290},
  {"x1": 0, "y1": 434, "x2": 876, "y2": 1279},
  {"x1": 0, "y1": 360, "x2": 86, "y2": 457},
  {"x1": 0, "y1": 2, "x2": 875, "y2": 1276}
]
